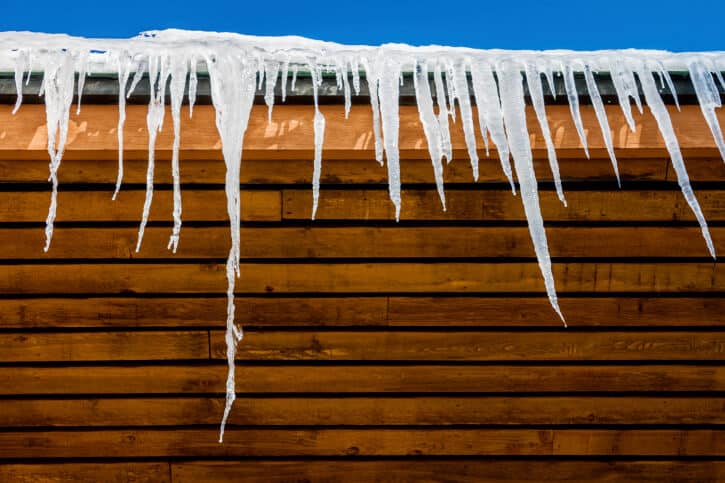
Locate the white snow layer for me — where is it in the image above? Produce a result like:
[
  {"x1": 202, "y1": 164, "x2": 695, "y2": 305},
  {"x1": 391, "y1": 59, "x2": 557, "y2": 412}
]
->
[{"x1": 1, "y1": 29, "x2": 724, "y2": 441}]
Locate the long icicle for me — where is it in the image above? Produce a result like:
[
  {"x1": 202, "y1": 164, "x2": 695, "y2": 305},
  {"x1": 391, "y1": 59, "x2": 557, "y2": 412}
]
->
[
  {"x1": 112, "y1": 52, "x2": 132, "y2": 200},
  {"x1": 688, "y1": 60, "x2": 725, "y2": 162},
  {"x1": 311, "y1": 62, "x2": 326, "y2": 219},
  {"x1": 637, "y1": 63, "x2": 715, "y2": 258},
  {"x1": 167, "y1": 56, "x2": 188, "y2": 253},
  {"x1": 524, "y1": 61, "x2": 565, "y2": 205},
  {"x1": 207, "y1": 53, "x2": 258, "y2": 443},
  {"x1": 498, "y1": 62, "x2": 565, "y2": 325},
  {"x1": 413, "y1": 60, "x2": 446, "y2": 209},
  {"x1": 377, "y1": 55, "x2": 402, "y2": 220},
  {"x1": 583, "y1": 63, "x2": 621, "y2": 186}
]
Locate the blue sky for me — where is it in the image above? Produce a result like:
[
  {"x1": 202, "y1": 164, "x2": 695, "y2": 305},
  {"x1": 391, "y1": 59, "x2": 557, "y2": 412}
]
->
[{"x1": 1, "y1": 0, "x2": 722, "y2": 52}]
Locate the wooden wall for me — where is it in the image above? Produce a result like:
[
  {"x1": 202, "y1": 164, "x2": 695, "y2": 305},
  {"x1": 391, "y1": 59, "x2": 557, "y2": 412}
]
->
[{"x1": 0, "y1": 102, "x2": 723, "y2": 482}]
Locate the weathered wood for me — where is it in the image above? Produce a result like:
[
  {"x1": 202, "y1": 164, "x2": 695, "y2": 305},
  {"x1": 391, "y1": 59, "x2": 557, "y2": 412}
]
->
[
  {"x1": 0, "y1": 429, "x2": 722, "y2": 457},
  {"x1": 2, "y1": 396, "x2": 723, "y2": 427},
  {"x1": 0, "y1": 463, "x2": 169, "y2": 483},
  {"x1": 3, "y1": 226, "x2": 724, "y2": 260},
  {"x1": 171, "y1": 460, "x2": 725, "y2": 483},
  {"x1": 1, "y1": 296, "x2": 723, "y2": 328},
  {"x1": 0, "y1": 331, "x2": 209, "y2": 362},
  {"x1": 0, "y1": 104, "x2": 722, "y2": 160},
  {"x1": 0, "y1": 262, "x2": 721, "y2": 294},
  {"x1": 2, "y1": 364, "x2": 720, "y2": 395},
  {"x1": 0, "y1": 190, "x2": 280, "y2": 223},
  {"x1": 207, "y1": 330, "x2": 725, "y2": 361},
  {"x1": 284, "y1": 189, "x2": 725, "y2": 221}
]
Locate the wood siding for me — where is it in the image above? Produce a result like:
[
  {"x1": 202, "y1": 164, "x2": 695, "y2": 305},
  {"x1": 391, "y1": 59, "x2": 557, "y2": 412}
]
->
[{"x1": 0, "y1": 103, "x2": 723, "y2": 481}]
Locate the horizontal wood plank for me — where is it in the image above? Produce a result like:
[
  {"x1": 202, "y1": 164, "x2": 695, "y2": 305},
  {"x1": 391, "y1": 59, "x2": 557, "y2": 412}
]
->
[
  {"x1": 0, "y1": 104, "x2": 723, "y2": 160},
  {"x1": 0, "y1": 463, "x2": 169, "y2": 483},
  {"x1": 2, "y1": 364, "x2": 720, "y2": 395},
  {"x1": 209, "y1": 331, "x2": 725, "y2": 362},
  {"x1": 0, "y1": 156, "x2": 671, "y2": 185},
  {"x1": 0, "y1": 331, "x2": 209, "y2": 362},
  {"x1": 284, "y1": 189, "x2": 725, "y2": 222},
  {"x1": 1, "y1": 296, "x2": 723, "y2": 328},
  {"x1": 0, "y1": 262, "x2": 721, "y2": 294},
  {"x1": 1, "y1": 396, "x2": 723, "y2": 427},
  {"x1": 0, "y1": 428, "x2": 722, "y2": 457},
  {"x1": 171, "y1": 460, "x2": 725, "y2": 483},
  {"x1": 0, "y1": 190, "x2": 280, "y2": 223},
  {"x1": 3, "y1": 226, "x2": 724, "y2": 260}
]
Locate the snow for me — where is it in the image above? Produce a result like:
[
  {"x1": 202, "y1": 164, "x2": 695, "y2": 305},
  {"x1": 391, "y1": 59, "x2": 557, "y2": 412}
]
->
[{"x1": 0, "y1": 29, "x2": 723, "y2": 441}]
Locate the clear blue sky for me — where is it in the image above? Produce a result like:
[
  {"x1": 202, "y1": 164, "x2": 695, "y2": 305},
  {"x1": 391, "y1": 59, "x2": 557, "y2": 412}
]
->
[{"x1": 1, "y1": 0, "x2": 722, "y2": 52}]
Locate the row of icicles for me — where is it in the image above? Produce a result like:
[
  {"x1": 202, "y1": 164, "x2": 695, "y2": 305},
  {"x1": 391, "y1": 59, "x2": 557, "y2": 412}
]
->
[{"x1": 4, "y1": 41, "x2": 725, "y2": 442}]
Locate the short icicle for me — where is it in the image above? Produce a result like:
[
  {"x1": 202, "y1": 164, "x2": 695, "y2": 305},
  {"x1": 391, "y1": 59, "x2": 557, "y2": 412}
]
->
[{"x1": 583, "y1": 63, "x2": 621, "y2": 186}]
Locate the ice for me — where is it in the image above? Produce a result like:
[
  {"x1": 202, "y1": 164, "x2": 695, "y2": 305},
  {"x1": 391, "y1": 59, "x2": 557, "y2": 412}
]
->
[
  {"x1": 12, "y1": 49, "x2": 28, "y2": 114},
  {"x1": 609, "y1": 59, "x2": 642, "y2": 132},
  {"x1": 113, "y1": 52, "x2": 132, "y2": 200},
  {"x1": 291, "y1": 65, "x2": 298, "y2": 91},
  {"x1": 377, "y1": 55, "x2": 402, "y2": 220},
  {"x1": 433, "y1": 64, "x2": 453, "y2": 162},
  {"x1": 280, "y1": 60, "x2": 289, "y2": 102},
  {"x1": 364, "y1": 58, "x2": 385, "y2": 165},
  {"x1": 524, "y1": 62, "x2": 565, "y2": 205},
  {"x1": 41, "y1": 51, "x2": 76, "y2": 252},
  {"x1": 451, "y1": 62, "x2": 479, "y2": 180},
  {"x1": 498, "y1": 64, "x2": 565, "y2": 325},
  {"x1": 75, "y1": 52, "x2": 88, "y2": 115},
  {"x1": 264, "y1": 60, "x2": 279, "y2": 123},
  {"x1": 310, "y1": 62, "x2": 327, "y2": 220},
  {"x1": 135, "y1": 55, "x2": 169, "y2": 253},
  {"x1": 688, "y1": 60, "x2": 725, "y2": 162},
  {"x1": 188, "y1": 56, "x2": 198, "y2": 117},
  {"x1": 562, "y1": 61, "x2": 590, "y2": 158},
  {"x1": 167, "y1": 56, "x2": 188, "y2": 253},
  {"x1": 470, "y1": 61, "x2": 514, "y2": 192},
  {"x1": 207, "y1": 53, "x2": 257, "y2": 443},
  {"x1": 413, "y1": 61, "x2": 446, "y2": 209},
  {"x1": 583, "y1": 64, "x2": 620, "y2": 186},
  {"x1": 637, "y1": 64, "x2": 715, "y2": 258}
]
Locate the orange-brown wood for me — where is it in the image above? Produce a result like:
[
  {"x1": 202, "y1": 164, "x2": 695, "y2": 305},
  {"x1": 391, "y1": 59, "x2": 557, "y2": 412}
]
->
[{"x1": 0, "y1": 104, "x2": 723, "y2": 160}]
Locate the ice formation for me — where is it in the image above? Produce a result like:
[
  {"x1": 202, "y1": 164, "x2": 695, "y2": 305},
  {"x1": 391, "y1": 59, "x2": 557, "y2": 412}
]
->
[{"x1": 0, "y1": 30, "x2": 723, "y2": 441}]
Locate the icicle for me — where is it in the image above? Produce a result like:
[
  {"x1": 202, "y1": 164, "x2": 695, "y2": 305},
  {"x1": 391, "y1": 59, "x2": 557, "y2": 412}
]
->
[
  {"x1": 498, "y1": 64, "x2": 565, "y2": 325},
  {"x1": 542, "y1": 62, "x2": 557, "y2": 100},
  {"x1": 207, "y1": 53, "x2": 257, "y2": 443},
  {"x1": 188, "y1": 56, "x2": 198, "y2": 118},
  {"x1": 167, "y1": 56, "x2": 188, "y2": 253},
  {"x1": 451, "y1": 62, "x2": 479, "y2": 181},
  {"x1": 291, "y1": 65, "x2": 298, "y2": 92},
  {"x1": 12, "y1": 49, "x2": 28, "y2": 115},
  {"x1": 351, "y1": 58, "x2": 360, "y2": 95},
  {"x1": 658, "y1": 63, "x2": 680, "y2": 111},
  {"x1": 75, "y1": 52, "x2": 88, "y2": 115},
  {"x1": 688, "y1": 60, "x2": 725, "y2": 162},
  {"x1": 280, "y1": 60, "x2": 289, "y2": 102},
  {"x1": 340, "y1": 60, "x2": 351, "y2": 119},
  {"x1": 445, "y1": 62, "x2": 457, "y2": 123},
  {"x1": 310, "y1": 62, "x2": 326, "y2": 220},
  {"x1": 562, "y1": 61, "x2": 590, "y2": 158},
  {"x1": 113, "y1": 52, "x2": 132, "y2": 200},
  {"x1": 363, "y1": 58, "x2": 384, "y2": 165},
  {"x1": 469, "y1": 61, "x2": 514, "y2": 191},
  {"x1": 127, "y1": 60, "x2": 144, "y2": 97},
  {"x1": 609, "y1": 59, "x2": 641, "y2": 132},
  {"x1": 264, "y1": 60, "x2": 279, "y2": 123},
  {"x1": 413, "y1": 61, "x2": 446, "y2": 209},
  {"x1": 524, "y1": 62, "x2": 566, "y2": 205},
  {"x1": 637, "y1": 64, "x2": 715, "y2": 258},
  {"x1": 377, "y1": 55, "x2": 402, "y2": 220},
  {"x1": 136, "y1": 55, "x2": 169, "y2": 253},
  {"x1": 583, "y1": 64, "x2": 620, "y2": 186},
  {"x1": 433, "y1": 64, "x2": 453, "y2": 162},
  {"x1": 42, "y1": 50, "x2": 76, "y2": 252}
]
